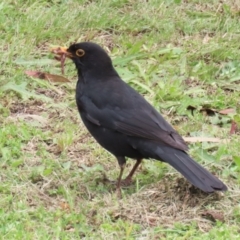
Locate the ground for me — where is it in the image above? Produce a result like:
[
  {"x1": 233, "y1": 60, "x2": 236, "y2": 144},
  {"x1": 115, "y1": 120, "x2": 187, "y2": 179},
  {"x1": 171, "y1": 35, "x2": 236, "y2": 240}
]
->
[{"x1": 0, "y1": 0, "x2": 240, "y2": 239}]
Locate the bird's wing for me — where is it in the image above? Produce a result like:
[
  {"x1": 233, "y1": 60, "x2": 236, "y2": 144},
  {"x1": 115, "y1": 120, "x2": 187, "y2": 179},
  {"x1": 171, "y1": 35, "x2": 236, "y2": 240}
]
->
[
  {"x1": 82, "y1": 96, "x2": 188, "y2": 151},
  {"x1": 113, "y1": 110, "x2": 188, "y2": 151}
]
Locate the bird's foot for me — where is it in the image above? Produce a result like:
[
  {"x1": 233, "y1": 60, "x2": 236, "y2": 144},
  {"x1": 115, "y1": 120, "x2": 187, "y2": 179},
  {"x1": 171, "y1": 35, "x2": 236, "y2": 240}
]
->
[
  {"x1": 115, "y1": 178, "x2": 133, "y2": 198},
  {"x1": 120, "y1": 177, "x2": 133, "y2": 187},
  {"x1": 107, "y1": 178, "x2": 133, "y2": 188}
]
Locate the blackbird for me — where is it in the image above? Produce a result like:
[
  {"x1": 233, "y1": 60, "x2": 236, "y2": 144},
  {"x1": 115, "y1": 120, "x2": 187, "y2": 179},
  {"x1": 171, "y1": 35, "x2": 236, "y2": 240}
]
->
[{"x1": 53, "y1": 42, "x2": 227, "y2": 196}]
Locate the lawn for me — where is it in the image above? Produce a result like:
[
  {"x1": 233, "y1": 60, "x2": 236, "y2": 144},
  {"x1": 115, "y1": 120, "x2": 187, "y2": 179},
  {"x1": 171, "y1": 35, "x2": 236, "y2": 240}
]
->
[{"x1": 1, "y1": 0, "x2": 240, "y2": 239}]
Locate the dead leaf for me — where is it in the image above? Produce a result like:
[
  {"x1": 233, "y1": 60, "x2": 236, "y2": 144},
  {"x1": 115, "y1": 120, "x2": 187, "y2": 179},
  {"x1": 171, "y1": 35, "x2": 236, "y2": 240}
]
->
[
  {"x1": 25, "y1": 71, "x2": 70, "y2": 83},
  {"x1": 230, "y1": 120, "x2": 238, "y2": 134},
  {"x1": 218, "y1": 108, "x2": 235, "y2": 115},
  {"x1": 202, "y1": 210, "x2": 225, "y2": 222},
  {"x1": 59, "y1": 202, "x2": 70, "y2": 211},
  {"x1": 146, "y1": 216, "x2": 158, "y2": 226},
  {"x1": 183, "y1": 137, "x2": 230, "y2": 143}
]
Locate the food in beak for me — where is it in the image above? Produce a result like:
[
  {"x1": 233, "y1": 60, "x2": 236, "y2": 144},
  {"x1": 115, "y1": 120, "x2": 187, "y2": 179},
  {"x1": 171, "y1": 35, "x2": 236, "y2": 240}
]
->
[{"x1": 51, "y1": 47, "x2": 69, "y2": 75}]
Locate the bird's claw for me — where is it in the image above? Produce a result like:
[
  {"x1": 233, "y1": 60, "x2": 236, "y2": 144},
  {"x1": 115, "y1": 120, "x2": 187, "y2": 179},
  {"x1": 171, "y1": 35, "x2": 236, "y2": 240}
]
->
[
  {"x1": 107, "y1": 178, "x2": 133, "y2": 188},
  {"x1": 120, "y1": 177, "x2": 133, "y2": 187}
]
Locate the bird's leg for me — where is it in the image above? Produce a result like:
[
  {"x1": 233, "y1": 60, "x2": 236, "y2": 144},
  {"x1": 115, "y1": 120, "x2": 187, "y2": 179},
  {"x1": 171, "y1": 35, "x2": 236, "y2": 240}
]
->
[
  {"x1": 121, "y1": 159, "x2": 142, "y2": 186},
  {"x1": 116, "y1": 164, "x2": 125, "y2": 198},
  {"x1": 116, "y1": 157, "x2": 126, "y2": 198}
]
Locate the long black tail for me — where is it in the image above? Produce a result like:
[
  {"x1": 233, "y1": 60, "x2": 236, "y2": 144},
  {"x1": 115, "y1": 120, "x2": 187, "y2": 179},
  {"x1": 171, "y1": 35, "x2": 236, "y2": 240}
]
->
[{"x1": 156, "y1": 147, "x2": 227, "y2": 192}]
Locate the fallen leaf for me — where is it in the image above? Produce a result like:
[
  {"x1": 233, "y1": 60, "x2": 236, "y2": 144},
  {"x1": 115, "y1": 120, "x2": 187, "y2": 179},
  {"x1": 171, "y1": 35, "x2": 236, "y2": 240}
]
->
[
  {"x1": 183, "y1": 137, "x2": 230, "y2": 143},
  {"x1": 146, "y1": 216, "x2": 158, "y2": 226},
  {"x1": 230, "y1": 120, "x2": 238, "y2": 134},
  {"x1": 25, "y1": 71, "x2": 70, "y2": 83},
  {"x1": 202, "y1": 210, "x2": 225, "y2": 222},
  {"x1": 218, "y1": 108, "x2": 235, "y2": 115},
  {"x1": 59, "y1": 202, "x2": 70, "y2": 211}
]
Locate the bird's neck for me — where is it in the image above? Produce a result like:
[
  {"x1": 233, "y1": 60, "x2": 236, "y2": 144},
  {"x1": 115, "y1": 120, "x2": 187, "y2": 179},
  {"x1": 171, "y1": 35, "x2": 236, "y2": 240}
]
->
[{"x1": 77, "y1": 65, "x2": 119, "y2": 82}]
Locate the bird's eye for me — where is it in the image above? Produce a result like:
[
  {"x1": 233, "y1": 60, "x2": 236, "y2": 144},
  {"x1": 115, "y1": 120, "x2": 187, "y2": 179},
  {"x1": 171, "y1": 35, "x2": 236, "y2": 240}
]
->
[{"x1": 76, "y1": 49, "x2": 85, "y2": 57}]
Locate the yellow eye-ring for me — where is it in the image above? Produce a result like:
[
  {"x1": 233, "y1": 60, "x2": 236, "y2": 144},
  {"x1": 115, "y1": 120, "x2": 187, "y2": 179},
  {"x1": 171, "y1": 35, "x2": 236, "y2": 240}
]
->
[{"x1": 76, "y1": 49, "x2": 85, "y2": 57}]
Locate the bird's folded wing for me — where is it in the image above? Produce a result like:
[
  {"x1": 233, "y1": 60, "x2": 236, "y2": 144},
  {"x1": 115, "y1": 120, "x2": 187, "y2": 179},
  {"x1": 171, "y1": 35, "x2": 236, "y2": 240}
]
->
[
  {"x1": 113, "y1": 114, "x2": 188, "y2": 151},
  {"x1": 84, "y1": 101, "x2": 188, "y2": 151}
]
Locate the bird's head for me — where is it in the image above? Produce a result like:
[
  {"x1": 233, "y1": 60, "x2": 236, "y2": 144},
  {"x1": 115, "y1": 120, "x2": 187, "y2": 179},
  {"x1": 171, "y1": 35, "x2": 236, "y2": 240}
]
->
[{"x1": 52, "y1": 42, "x2": 116, "y2": 78}]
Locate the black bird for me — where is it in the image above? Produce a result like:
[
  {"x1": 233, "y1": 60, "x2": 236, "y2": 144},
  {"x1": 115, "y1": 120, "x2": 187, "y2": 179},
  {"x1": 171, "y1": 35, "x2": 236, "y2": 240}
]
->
[{"x1": 53, "y1": 42, "x2": 227, "y2": 196}]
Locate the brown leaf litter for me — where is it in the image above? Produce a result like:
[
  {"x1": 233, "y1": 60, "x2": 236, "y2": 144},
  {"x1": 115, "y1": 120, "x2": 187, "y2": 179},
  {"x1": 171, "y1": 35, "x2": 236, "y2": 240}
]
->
[{"x1": 25, "y1": 70, "x2": 70, "y2": 83}]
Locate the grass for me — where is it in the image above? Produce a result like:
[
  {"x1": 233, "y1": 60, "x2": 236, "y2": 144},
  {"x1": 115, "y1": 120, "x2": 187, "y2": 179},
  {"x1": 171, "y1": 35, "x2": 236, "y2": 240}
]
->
[{"x1": 1, "y1": 0, "x2": 240, "y2": 239}]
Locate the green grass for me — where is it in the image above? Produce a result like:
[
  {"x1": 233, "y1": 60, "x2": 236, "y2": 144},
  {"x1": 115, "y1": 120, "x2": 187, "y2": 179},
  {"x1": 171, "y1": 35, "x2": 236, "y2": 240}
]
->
[{"x1": 1, "y1": 0, "x2": 240, "y2": 239}]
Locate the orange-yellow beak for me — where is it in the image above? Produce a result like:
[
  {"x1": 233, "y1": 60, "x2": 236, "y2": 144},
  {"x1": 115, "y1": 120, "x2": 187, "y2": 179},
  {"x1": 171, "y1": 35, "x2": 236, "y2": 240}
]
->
[{"x1": 51, "y1": 47, "x2": 73, "y2": 58}]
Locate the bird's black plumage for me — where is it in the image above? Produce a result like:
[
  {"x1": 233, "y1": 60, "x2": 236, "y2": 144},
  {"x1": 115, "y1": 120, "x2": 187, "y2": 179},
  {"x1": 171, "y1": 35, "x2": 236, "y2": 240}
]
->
[{"x1": 64, "y1": 42, "x2": 227, "y2": 194}]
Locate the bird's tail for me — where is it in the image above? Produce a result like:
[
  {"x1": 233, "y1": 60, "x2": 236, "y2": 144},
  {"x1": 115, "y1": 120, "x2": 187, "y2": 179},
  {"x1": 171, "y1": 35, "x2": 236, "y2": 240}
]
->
[{"x1": 156, "y1": 148, "x2": 227, "y2": 192}]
